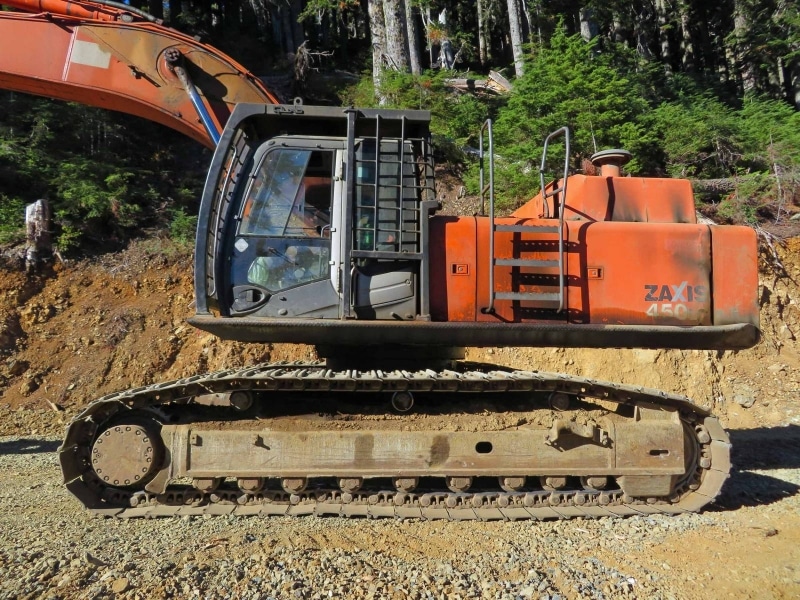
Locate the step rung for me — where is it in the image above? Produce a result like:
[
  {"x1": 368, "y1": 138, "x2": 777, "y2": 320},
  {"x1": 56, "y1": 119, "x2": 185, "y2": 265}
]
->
[
  {"x1": 543, "y1": 185, "x2": 565, "y2": 199},
  {"x1": 495, "y1": 292, "x2": 561, "y2": 302},
  {"x1": 495, "y1": 224, "x2": 559, "y2": 233},
  {"x1": 495, "y1": 259, "x2": 559, "y2": 268}
]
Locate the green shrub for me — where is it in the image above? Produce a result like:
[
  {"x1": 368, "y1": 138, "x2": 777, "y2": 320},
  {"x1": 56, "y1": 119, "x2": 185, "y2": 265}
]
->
[
  {"x1": 0, "y1": 194, "x2": 25, "y2": 245},
  {"x1": 169, "y1": 207, "x2": 198, "y2": 244},
  {"x1": 489, "y1": 31, "x2": 653, "y2": 208}
]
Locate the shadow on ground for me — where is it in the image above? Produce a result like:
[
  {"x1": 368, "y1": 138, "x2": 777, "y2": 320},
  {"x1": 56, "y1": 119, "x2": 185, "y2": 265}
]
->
[
  {"x1": 714, "y1": 425, "x2": 800, "y2": 510},
  {"x1": 0, "y1": 438, "x2": 61, "y2": 455}
]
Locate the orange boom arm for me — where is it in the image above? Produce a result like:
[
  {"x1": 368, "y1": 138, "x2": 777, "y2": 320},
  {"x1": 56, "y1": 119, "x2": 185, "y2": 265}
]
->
[{"x1": 0, "y1": 0, "x2": 278, "y2": 147}]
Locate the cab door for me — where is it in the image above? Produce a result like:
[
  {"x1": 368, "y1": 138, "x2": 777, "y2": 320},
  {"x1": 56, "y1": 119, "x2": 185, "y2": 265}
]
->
[{"x1": 224, "y1": 139, "x2": 345, "y2": 318}]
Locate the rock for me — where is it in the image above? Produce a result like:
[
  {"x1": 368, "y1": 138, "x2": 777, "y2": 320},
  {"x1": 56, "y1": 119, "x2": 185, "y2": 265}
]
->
[
  {"x1": 111, "y1": 577, "x2": 130, "y2": 593},
  {"x1": 83, "y1": 551, "x2": 108, "y2": 567},
  {"x1": 734, "y1": 392, "x2": 756, "y2": 408},
  {"x1": 7, "y1": 360, "x2": 29, "y2": 376},
  {"x1": 732, "y1": 383, "x2": 757, "y2": 408},
  {"x1": 18, "y1": 379, "x2": 38, "y2": 396}
]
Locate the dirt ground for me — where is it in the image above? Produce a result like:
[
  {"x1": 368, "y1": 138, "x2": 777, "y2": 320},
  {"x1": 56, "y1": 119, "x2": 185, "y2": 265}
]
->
[{"x1": 0, "y1": 235, "x2": 799, "y2": 599}]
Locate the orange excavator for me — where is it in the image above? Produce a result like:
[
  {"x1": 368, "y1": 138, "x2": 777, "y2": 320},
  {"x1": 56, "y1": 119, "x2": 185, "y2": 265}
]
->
[{"x1": 2, "y1": 0, "x2": 758, "y2": 519}]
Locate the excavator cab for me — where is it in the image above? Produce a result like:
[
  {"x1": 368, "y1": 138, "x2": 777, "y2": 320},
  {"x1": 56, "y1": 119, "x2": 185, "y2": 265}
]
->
[{"x1": 193, "y1": 102, "x2": 438, "y2": 343}]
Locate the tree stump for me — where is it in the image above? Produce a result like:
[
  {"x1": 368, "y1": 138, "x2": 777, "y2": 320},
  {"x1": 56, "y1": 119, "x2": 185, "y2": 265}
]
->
[{"x1": 25, "y1": 199, "x2": 51, "y2": 273}]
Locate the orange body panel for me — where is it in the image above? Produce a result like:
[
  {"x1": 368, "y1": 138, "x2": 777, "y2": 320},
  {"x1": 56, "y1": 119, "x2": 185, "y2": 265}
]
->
[
  {"x1": 709, "y1": 226, "x2": 759, "y2": 326},
  {"x1": 0, "y1": 10, "x2": 277, "y2": 147},
  {"x1": 512, "y1": 175, "x2": 697, "y2": 224},
  {"x1": 431, "y1": 217, "x2": 717, "y2": 325},
  {"x1": 431, "y1": 173, "x2": 758, "y2": 329},
  {"x1": 580, "y1": 222, "x2": 712, "y2": 325},
  {"x1": 429, "y1": 217, "x2": 478, "y2": 321}
]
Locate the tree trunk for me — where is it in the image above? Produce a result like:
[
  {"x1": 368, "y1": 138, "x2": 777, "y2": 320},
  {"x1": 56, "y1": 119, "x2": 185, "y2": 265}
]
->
[
  {"x1": 791, "y1": 59, "x2": 800, "y2": 109},
  {"x1": 166, "y1": 0, "x2": 181, "y2": 24},
  {"x1": 405, "y1": 0, "x2": 422, "y2": 74},
  {"x1": 436, "y1": 9, "x2": 455, "y2": 70},
  {"x1": 678, "y1": 0, "x2": 695, "y2": 72},
  {"x1": 733, "y1": 1, "x2": 757, "y2": 93},
  {"x1": 477, "y1": 0, "x2": 488, "y2": 65},
  {"x1": 383, "y1": 0, "x2": 410, "y2": 72},
  {"x1": 655, "y1": 0, "x2": 672, "y2": 75},
  {"x1": 368, "y1": 0, "x2": 387, "y2": 99},
  {"x1": 422, "y1": 7, "x2": 434, "y2": 66},
  {"x1": 290, "y1": 0, "x2": 305, "y2": 55},
  {"x1": 506, "y1": 0, "x2": 525, "y2": 77},
  {"x1": 522, "y1": 0, "x2": 537, "y2": 46},
  {"x1": 634, "y1": 3, "x2": 654, "y2": 61},
  {"x1": 280, "y1": 4, "x2": 296, "y2": 57},
  {"x1": 25, "y1": 200, "x2": 51, "y2": 274},
  {"x1": 611, "y1": 12, "x2": 626, "y2": 45},
  {"x1": 579, "y1": 7, "x2": 598, "y2": 42},
  {"x1": 147, "y1": 0, "x2": 163, "y2": 20}
]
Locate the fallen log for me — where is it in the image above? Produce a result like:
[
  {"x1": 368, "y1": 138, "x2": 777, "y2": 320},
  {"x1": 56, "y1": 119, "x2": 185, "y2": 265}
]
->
[{"x1": 445, "y1": 70, "x2": 513, "y2": 95}]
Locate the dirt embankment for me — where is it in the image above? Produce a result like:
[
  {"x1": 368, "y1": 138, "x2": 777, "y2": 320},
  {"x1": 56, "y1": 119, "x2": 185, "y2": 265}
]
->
[
  {"x1": 0, "y1": 236, "x2": 798, "y2": 436},
  {"x1": 0, "y1": 240, "x2": 314, "y2": 434}
]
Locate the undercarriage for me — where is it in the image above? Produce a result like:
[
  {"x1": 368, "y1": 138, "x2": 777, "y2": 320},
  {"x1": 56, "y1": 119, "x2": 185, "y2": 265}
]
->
[{"x1": 60, "y1": 362, "x2": 730, "y2": 520}]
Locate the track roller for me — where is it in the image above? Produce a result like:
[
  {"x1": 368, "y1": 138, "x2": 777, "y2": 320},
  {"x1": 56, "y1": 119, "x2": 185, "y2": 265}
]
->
[
  {"x1": 540, "y1": 476, "x2": 567, "y2": 491},
  {"x1": 390, "y1": 391, "x2": 414, "y2": 412},
  {"x1": 193, "y1": 477, "x2": 223, "y2": 493},
  {"x1": 499, "y1": 476, "x2": 526, "y2": 492},
  {"x1": 446, "y1": 476, "x2": 473, "y2": 492},
  {"x1": 338, "y1": 477, "x2": 363, "y2": 493},
  {"x1": 580, "y1": 476, "x2": 609, "y2": 490},
  {"x1": 548, "y1": 392, "x2": 571, "y2": 411},
  {"x1": 281, "y1": 478, "x2": 308, "y2": 493},
  {"x1": 238, "y1": 477, "x2": 265, "y2": 493},
  {"x1": 393, "y1": 477, "x2": 419, "y2": 492}
]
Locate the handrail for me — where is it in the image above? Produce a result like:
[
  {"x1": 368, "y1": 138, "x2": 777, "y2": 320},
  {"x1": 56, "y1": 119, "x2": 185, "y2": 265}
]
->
[
  {"x1": 478, "y1": 119, "x2": 496, "y2": 313},
  {"x1": 538, "y1": 127, "x2": 570, "y2": 312},
  {"x1": 538, "y1": 126, "x2": 570, "y2": 219}
]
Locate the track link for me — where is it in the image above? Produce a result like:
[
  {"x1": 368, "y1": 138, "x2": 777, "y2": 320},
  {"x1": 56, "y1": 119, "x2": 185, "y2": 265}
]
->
[{"x1": 59, "y1": 362, "x2": 731, "y2": 520}]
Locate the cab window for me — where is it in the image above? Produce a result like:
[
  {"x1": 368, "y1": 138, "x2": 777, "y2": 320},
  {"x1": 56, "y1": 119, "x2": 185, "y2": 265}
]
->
[{"x1": 231, "y1": 148, "x2": 334, "y2": 293}]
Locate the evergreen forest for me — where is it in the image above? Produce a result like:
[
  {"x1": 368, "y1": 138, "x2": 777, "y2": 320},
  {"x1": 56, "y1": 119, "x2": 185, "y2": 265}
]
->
[{"x1": 1, "y1": 0, "x2": 799, "y2": 252}]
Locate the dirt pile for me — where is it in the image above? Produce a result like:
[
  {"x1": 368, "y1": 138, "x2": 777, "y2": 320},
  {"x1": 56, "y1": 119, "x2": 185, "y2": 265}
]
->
[
  {"x1": 0, "y1": 239, "x2": 314, "y2": 434},
  {"x1": 0, "y1": 236, "x2": 798, "y2": 435}
]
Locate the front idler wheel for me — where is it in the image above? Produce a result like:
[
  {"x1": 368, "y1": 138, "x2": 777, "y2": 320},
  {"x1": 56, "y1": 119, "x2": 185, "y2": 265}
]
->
[{"x1": 91, "y1": 418, "x2": 164, "y2": 489}]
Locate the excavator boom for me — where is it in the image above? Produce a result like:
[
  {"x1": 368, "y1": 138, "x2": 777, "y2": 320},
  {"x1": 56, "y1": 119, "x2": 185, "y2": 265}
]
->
[{"x1": 0, "y1": 0, "x2": 278, "y2": 146}]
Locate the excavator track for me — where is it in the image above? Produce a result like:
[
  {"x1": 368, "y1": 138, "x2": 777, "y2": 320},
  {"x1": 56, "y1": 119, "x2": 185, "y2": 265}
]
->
[{"x1": 59, "y1": 363, "x2": 731, "y2": 520}]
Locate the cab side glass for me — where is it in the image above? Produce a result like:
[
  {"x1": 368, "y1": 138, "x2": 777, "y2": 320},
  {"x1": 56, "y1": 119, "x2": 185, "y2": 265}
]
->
[{"x1": 231, "y1": 148, "x2": 334, "y2": 295}]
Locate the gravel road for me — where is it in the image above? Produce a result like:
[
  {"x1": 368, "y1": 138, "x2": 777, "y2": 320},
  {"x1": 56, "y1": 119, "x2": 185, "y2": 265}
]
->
[{"x1": 1, "y1": 429, "x2": 798, "y2": 600}]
